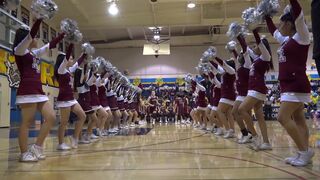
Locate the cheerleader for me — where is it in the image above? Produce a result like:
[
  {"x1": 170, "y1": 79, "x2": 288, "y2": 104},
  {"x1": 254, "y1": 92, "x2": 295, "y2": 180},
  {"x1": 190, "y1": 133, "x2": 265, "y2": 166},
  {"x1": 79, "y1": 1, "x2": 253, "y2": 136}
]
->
[
  {"x1": 182, "y1": 95, "x2": 190, "y2": 123},
  {"x1": 129, "y1": 91, "x2": 140, "y2": 126},
  {"x1": 107, "y1": 76, "x2": 122, "y2": 133},
  {"x1": 86, "y1": 68, "x2": 109, "y2": 138},
  {"x1": 13, "y1": 18, "x2": 65, "y2": 162},
  {"x1": 74, "y1": 63, "x2": 98, "y2": 142},
  {"x1": 147, "y1": 91, "x2": 159, "y2": 123},
  {"x1": 231, "y1": 35, "x2": 252, "y2": 144},
  {"x1": 206, "y1": 78, "x2": 215, "y2": 132},
  {"x1": 117, "y1": 86, "x2": 129, "y2": 128},
  {"x1": 97, "y1": 72, "x2": 113, "y2": 136},
  {"x1": 190, "y1": 77, "x2": 207, "y2": 129},
  {"x1": 238, "y1": 28, "x2": 273, "y2": 151},
  {"x1": 206, "y1": 64, "x2": 223, "y2": 135},
  {"x1": 213, "y1": 57, "x2": 236, "y2": 138},
  {"x1": 174, "y1": 95, "x2": 184, "y2": 124},
  {"x1": 266, "y1": 0, "x2": 314, "y2": 166},
  {"x1": 54, "y1": 44, "x2": 86, "y2": 150}
]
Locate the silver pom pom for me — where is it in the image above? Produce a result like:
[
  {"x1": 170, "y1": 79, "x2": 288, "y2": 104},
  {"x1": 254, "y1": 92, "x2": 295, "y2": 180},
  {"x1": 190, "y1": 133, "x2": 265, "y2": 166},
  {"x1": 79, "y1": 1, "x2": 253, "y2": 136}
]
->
[
  {"x1": 225, "y1": 41, "x2": 237, "y2": 52},
  {"x1": 242, "y1": 7, "x2": 262, "y2": 30},
  {"x1": 88, "y1": 57, "x2": 102, "y2": 73},
  {"x1": 201, "y1": 46, "x2": 217, "y2": 63},
  {"x1": 65, "y1": 29, "x2": 83, "y2": 44},
  {"x1": 31, "y1": 0, "x2": 58, "y2": 19},
  {"x1": 61, "y1": 19, "x2": 83, "y2": 43},
  {"x1": 257, "y1": 0, "x2": 280, "y2": 18},
  {"x1": 61, "y1": 18, "x2": 78, "y2": 35},
  {"x1": 81, "y1": 42, "x2": 95, "y2": 56},
  {"x1": 226, "y1": 22, "x2": 243, "y2": 40}
]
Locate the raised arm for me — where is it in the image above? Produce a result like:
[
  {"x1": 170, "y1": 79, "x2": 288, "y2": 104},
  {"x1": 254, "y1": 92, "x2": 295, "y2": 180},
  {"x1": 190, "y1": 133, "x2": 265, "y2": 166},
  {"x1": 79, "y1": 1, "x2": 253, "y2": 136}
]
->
[
  {"x1": 253, "y1": 29, "x2": 271, "y2": 61},
  {"x1": 265, "y1": 16, "x2": 288, "y2": 44},
  {"x1": 32, "y1": 32, "x2": 65, "y2": 58},
  {"x1": 237, "y1": 35, "x2": 247, "y2": 53},
  {"x1": 14, "y1": 19, "x2": 42, "y2": 56},
  {"x1": 213, "y1": 76, "x2": 221, "y2": 88},
  {"x1": 216, "y1": 57, "x2": 235, "y2": 75},
  {"x1": 290, "y1": 0, "x2": 310, "y2": 45},
  {"x1": 243, "y1": 50, "x2": 251, "y2": 69},
  {"x1": 233, "y1": 49, "x2": 241, "y2": 70},
  {"x1": 69, "y1": 53, "x2": 87, "y2": 73}
]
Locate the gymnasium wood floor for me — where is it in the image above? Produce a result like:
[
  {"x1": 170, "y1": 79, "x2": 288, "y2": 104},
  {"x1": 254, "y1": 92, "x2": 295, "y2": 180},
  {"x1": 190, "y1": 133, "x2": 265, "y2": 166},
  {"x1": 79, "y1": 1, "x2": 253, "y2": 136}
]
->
[{"x1": 0, "y1": 121, "x2": 319, "y2": 180}]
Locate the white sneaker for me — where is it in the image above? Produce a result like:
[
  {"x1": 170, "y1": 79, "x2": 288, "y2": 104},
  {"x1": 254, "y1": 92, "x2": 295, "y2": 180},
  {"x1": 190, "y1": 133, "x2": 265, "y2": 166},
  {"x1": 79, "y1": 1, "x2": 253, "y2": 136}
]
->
[
  {"x1": 240, "y1": 134, "x2": 252, "y2": 144},
  {"x1": 90, "y1": 134, "x2": 99, "y2": 139},
  {"x1": 285, "y1": 154, "x2": 300, "y2": 164},
  {"x1": 57, "y1": 143, "x2": 72, "y2": 151},
  {"x1": 70, "y1": 136, "x2": 78, "y2": 149},
  {"x1": 214, "y1": 128, "x2": 224, "y2": 136},
  {"x1": 79, "y1": 135, "x2": 91, "y2": 144},
  {"x1": 19, "y1": 151, "x2": 38, "y2": 162},
  {"x1": 102, "y1": 130, "x2": 109, "y2": 136},
  {"x1": 237, "y1": 135, "x2": 245, "y2": 144},
  {"x1": 249, "y1": 136, "x2": 261, "y2": 151},
  {"x1": 96, "y1": 129, "x2": 103, "y2": 137},
  {"x1": 29, "y1": 144, "x2": 46, "y2": 160},
  {"x1": 291, "y1": 149, "x2": 314, "y2": 166},
  {"x1": 223, "y1": 129, "x2": 235, "y2": 139},
  {"x1": 259, "y1": 143, "x2": 272, "y2": 150}
]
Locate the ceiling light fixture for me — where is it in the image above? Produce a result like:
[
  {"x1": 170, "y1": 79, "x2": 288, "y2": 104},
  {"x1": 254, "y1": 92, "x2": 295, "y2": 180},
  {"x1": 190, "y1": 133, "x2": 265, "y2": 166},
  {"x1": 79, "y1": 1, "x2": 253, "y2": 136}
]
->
[
  {"x1": 108, "y1": 1, "x2": 119, "y2": 15},
  {"x1": 187, "y1": 1, "x2": 196, "y2": 9},
  {"x1": 153, "y1": 27, "x2": 161, "y2": 41},
  {"x1": 153, "y1": 35, "x2": 160, "y2": 40}
]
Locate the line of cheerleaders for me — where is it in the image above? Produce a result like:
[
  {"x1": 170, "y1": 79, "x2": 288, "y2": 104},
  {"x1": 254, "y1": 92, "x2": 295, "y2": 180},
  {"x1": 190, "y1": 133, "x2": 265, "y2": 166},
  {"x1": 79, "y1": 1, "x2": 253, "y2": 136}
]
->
[
  {"x1": 12, "y1": 2, "x2": 143, "y2": 163},
  {"x1": 184, "y1": 0, "x2": 314, "y2": 167},
  {"x1": 11, "y1": 0, "x2": 314, "y2": 167}
]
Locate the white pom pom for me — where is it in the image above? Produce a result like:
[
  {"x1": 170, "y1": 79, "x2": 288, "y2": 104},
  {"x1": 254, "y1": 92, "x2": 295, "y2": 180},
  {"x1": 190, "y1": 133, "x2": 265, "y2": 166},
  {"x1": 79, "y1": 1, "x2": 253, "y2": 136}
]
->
[
  {"x1": 31, "y1": 0, "x2": 58, "y2": 19},
  {"x1": 257, "y1": 0, "x2": 280, "y2": 18},
  {"x1": 81, "y1": 42, "x2": 95, "y2": 55},
  {"x1": 226, "y1": 22, "x2": 243, "y2": 40}
]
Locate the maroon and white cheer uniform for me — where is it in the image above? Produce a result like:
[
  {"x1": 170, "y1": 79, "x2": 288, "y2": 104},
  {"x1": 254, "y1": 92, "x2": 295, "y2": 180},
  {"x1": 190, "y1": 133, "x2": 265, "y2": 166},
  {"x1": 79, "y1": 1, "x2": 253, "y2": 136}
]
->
[{"x1": 266, "y1": 0, "x2": 311, "y2": 102}]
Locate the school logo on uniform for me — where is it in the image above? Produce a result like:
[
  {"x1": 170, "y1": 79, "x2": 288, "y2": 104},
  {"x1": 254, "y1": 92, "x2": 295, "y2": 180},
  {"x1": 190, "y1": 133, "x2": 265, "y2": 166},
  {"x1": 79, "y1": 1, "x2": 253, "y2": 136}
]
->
[
  {"x1": 5, "y1": 60, "x2": 20, "y2": 88},
  {"x1": 32, "y1": 57, "x2": 41, "y2": 73},
  {"x1": 278, "y1": 45, "x2": 287, "y2": 63}
]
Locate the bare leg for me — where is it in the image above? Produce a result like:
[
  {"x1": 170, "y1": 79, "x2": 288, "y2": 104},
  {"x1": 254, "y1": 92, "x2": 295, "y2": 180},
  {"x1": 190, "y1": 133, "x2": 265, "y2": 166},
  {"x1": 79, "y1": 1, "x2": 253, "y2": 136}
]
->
[
  {"x1": 239, "y1": 97, "x2": 259, "y2": 136},
  {"x1": 278, "y1": 102, "x2": 308, "y2": 151},
  {"x1": 254, "y1": 102, "x2": 269, "y2": 144},
  {"x1": 71, "y1": 104, "x2": 86, "y2": 140},
  {"x1": 58, "y1": 107, "x2": 71, "y2": 144},
  {"x1": 36, "y1": 101, "x2": 56, "y2": 146},
  {"x1": 19, "y1": 103, "x2": 37, "y2": 153}
]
